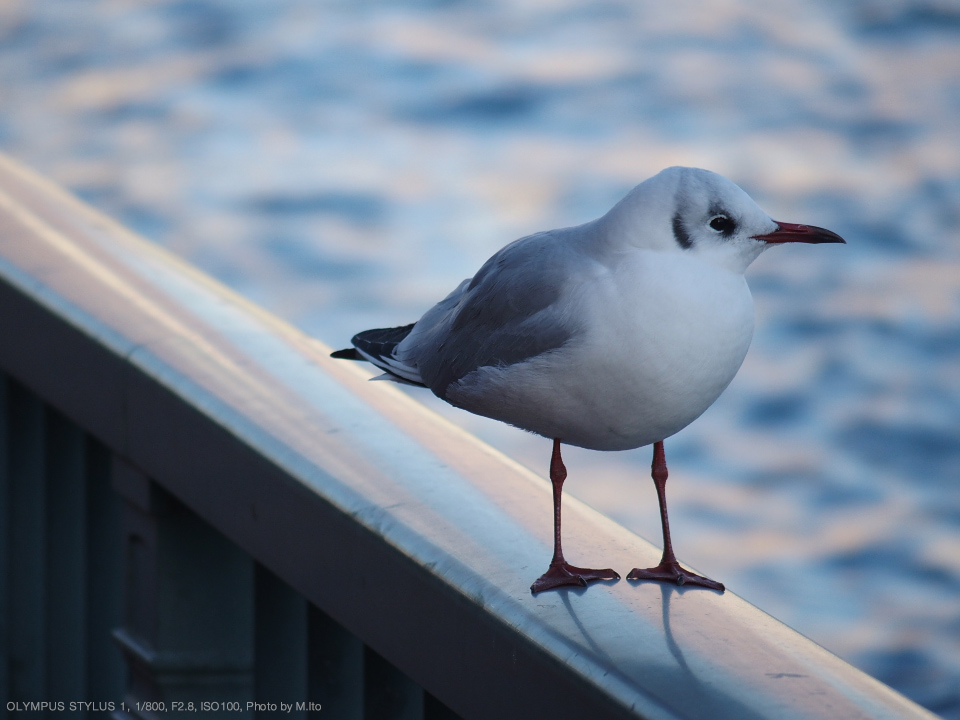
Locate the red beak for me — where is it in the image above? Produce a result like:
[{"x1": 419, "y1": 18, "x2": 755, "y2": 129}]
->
[{"x1": 753, "y1": 221, "x2": 846, "y2": 245}]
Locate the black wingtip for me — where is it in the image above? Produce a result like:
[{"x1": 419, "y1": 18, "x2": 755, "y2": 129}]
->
[{"x1": 330, "y1": 348, "x2": 361, "y2": 360}]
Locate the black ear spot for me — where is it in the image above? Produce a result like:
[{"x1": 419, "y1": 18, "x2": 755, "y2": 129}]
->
[
  {"x1": 709, "y1": 215, "x2": 736, "y2": 234},
  {"x1": 672, "y1": 211, "x2": 693, "y2": 249}
]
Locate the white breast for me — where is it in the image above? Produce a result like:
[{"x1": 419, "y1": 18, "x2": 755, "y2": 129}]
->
[{"x1": 448, "y1": 250, "x2": 755, "y2": 451}]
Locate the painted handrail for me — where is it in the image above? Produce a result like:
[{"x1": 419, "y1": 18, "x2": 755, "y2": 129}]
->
[{"x1": 0, "y1": 153, "x2": 935, "y2": 719}]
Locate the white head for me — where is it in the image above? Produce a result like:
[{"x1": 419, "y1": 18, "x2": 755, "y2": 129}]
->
[{"x1": 602, "y1": 166, "x2": 844, "y2": 274}]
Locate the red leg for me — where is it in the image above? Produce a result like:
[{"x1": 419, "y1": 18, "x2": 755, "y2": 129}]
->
[
  {"x1": 531, "y1": 439, "x2": 620, "y2": 594},
  {"x1": 627, "y1": 441, "x2": 724, "y2": 592}
]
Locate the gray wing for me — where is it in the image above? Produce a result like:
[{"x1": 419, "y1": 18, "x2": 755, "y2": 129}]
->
[{"x1": 399, "y1": 230, "x2": 582, "y2": 399}]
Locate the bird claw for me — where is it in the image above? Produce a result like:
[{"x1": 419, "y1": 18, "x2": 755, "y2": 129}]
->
[
  {"x1": 530, "y1": 561, "x2": 620, "y2": 594},
  {"x1": 627, "y1": 559, "x2": 725, "y2": 592}
]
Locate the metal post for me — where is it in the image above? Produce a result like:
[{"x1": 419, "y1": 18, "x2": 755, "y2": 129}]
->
[
  {"x1": 112, "y1": 458, "x2": 254, "y2": 718},
  {"x1": 307, "y1": 605, "x2": 363, "y2": 719},
  {"x1": 254, "y1": 564, "x2": 307, "y2": 718},
  {"x1": 85, "y1": 438, "x2": 125, "y2": 702},
  {"x1": 0, "y1": 372, "x2": 8, "y2": 707},
  {"x1": 7, "y1": 381, "x2": 46, "y2": 701},
  {"x1": 423, "y1": 693, "x2": 461, "y2": 720},
  {"x1": 364, "y1": 647, "x2": 424, "y2": 720},
  {"x1": 45, "y1": 408, "x2": 87, "y2": 713}
]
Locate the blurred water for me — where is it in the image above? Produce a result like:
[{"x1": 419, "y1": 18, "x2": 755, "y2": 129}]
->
[{"x1": 1, "y1": 0, "x2": 959, "y2": 715}]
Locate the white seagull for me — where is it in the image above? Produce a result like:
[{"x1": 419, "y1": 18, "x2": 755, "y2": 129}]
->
[{"x1": 332, "y1": 166, "x2": 844, "y2": 594}]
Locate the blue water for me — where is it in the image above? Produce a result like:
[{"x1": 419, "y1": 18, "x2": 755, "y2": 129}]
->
[{"x1": 1, "y1": 1, "x2": 958, "y2": 715}]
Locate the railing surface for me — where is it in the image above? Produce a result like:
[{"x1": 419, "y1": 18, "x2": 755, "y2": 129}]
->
[{"x1": 0, "y1": 153, "x2": 938, "y2": 720}]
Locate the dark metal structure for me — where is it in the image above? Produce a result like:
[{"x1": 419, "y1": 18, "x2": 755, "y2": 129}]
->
[{"x1": 0, "y1": 153, "x2": 937, "y2": 719}]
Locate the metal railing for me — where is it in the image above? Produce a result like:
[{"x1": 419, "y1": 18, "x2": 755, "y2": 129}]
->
[{"x1": 0, "y1": 153, "x2": 937, "y2": 720}]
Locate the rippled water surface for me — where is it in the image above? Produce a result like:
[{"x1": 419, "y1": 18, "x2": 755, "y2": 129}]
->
[{"x1": 1, "y1": 0, "x2": 958, "y2": 715}]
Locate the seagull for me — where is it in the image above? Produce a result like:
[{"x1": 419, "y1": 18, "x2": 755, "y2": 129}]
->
[{"x1": 332, "y1": 167, "x2": 844, "y2": 594}]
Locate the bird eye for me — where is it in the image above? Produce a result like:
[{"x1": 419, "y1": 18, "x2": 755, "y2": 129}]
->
[{"x1": 709, "y1": 215, "x2": 735, "y2": 233}]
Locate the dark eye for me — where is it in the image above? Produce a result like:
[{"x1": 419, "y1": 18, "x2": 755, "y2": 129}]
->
[{"x1": 710, "y1": 215, "x2": 735, "y2": 233}]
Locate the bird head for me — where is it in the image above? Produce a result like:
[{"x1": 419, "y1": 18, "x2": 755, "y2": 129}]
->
[{"x1": 606, "y1": 166, "x2": 845, "y2": 274}]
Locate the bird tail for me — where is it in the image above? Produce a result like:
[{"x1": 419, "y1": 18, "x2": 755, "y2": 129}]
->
[
  {"x1": 330, "y1": 347, "x2": 361, "y2": 360},
  {"x1": 330, "y1": 323, "x2": 425, "y2": 386}
]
